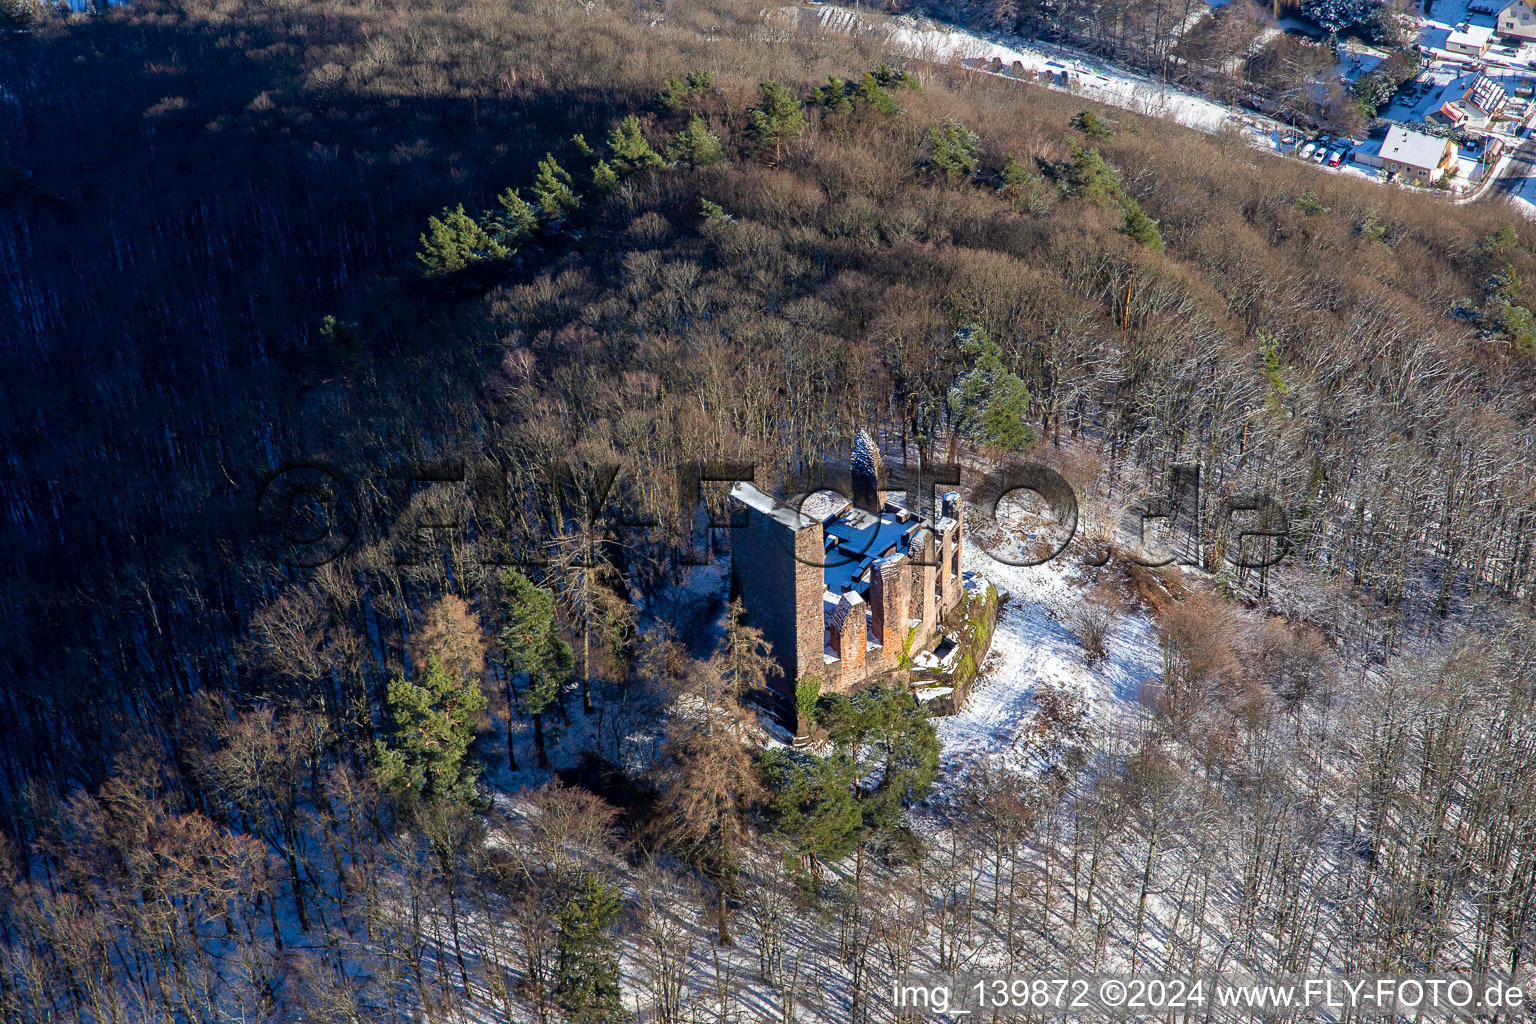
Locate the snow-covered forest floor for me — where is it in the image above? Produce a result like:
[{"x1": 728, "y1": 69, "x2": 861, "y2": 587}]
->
[{"x1": 936, "y1": 547, "x2": 1165, "y2": 789}]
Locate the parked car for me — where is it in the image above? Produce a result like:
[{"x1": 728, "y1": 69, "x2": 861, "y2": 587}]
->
[
  {"x1": 1312, "y1": 147, "x2": 1328, "y2": 162},
  {"x1": 1300, "y1": 142, "x2": 1317, "y2": 160},
  {"x1": 1327, "y1": 151, "x2": 1343, "y2": 167}
]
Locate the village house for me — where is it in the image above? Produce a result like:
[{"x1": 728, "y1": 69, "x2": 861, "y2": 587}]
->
[
  {"x1": 1427, "y1": 72, "x2": 1507, "y2": 128},
  {"x1": 1381, "y1": 124, "x2": 1457, "y2": 183},
  {"x1": 1447, "y1": 22, "x2": 1496, "y2": 55},
  {"x1": 1498, "y1": 0, "x2": 1536, "y2": 41},
  {"x1": 729, "y1": 431, "x2": 966, "y2": 733}
]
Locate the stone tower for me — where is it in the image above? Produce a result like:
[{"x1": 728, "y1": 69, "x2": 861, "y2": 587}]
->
[
  {"x1": 728, "y1": 482, "x2": 825, "y2": 719},
  {"x1": 851, "y1": 429, "x2": 884, "y2": 514}
]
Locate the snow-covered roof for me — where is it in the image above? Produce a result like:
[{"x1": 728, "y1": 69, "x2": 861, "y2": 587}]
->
[
  {"x1": 1468, "y1": 73, "x2": 1507, "y2": 111},
  {"x1": 1431, "y1": 73, "x2": 1506, "y2": 124},
  {"x1": 1448, "y1": 23, "x2": 1494, "y2": 47},
  {"x1": 799, "y1": 489, "x2": 851, "y2": 520},
  {"x1": 730, "y1": 481, "x2": 815, "y2": 531},
  {"x1": 1382, "y1": 125, "x2": 1451, "y2": 171}
]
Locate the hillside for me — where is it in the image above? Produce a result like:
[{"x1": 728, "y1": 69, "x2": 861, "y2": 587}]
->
[{"x1": 4, "y1": 0, "x2": 1536, "y2": 1020}]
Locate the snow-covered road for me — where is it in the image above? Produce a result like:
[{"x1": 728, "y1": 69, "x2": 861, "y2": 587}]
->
[{"x1": 785, "y1": 4, "x2": 1289, "y2": 139}]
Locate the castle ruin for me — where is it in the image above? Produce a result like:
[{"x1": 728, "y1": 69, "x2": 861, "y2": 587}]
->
[{"x1": 729, "y1": 430, "x2": 966, "y2": 732}]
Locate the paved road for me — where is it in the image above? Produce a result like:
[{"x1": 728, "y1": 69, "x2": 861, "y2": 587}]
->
[{"x1": 1493, "y1": 135, "x2": 1536, "y2": 198}]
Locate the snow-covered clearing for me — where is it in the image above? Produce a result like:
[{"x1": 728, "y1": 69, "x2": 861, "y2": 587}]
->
[{"x1": 938, "y1": 537, "x2": 1165, "y2": 788}]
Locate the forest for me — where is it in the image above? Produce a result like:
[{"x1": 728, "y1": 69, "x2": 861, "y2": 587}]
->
[{"x1": 4, "y1": 0, "x2": 1536, "y2": 1019}]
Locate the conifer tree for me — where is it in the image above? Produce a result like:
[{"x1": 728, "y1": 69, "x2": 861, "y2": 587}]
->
[
  {"x1": 1482, "y1": 222, "x2": 1520, "y2": 259},
  {"x1": 654, "y1": 71, "x2": 714, "y2": 111},
  {"x1": 1063, "y1": 143, "x2": 1124, "y2": 203},
  {"x1": 488, "y1": 187, "x2": 538, "y2": 247},
  {"x1": 813, "y1": 76, "x2": 853, "y2": 116},
  {"x1": 554, "y1": 877, "x2": 629, "y2": 1023},
  {"x1": 498, "y1": 568, "x2": 574, "y2": 769},
  {"x1": 656, "y1": 75, "x2": 690, "y2": 111},
  {"x1": 668, "y1": 115, "x2": 725, "y2": 170},
  {"x1": 416, "y1": 203, "x2": 510, "y2": 278},
  {"x1": 929, "y1": 118, "x2": 981, "y2": 179},
  {"x1": 820, "y1": 685, "x2": 940, "y2": 836},
  {"x1": 748, "y1": 80, "x2": 807, "y2": 165},
  {"x1": 1123, "y1": 198, "x2": 1165, "y2": 252},
  {"x1": 871, "y1": 61, "x2": 922, "y2": 90},
  {"x1": 591, "y1": 159, "x2": 619, "y2": 194},
  {"x1": 531, "y1": 154, "x2": 580, "y2": 223},
  {"x1": 374, "y1": 653, "x2": 487, "y2": 808},
  {"x1": 946, "y1": 324, "x2": 1034, "y2": 452},
  {"x1": 855, "y1": 71, "x2": 898, "y2": 115},
  {"x1": 1070, "y1": 109, "x2": 1115, "y2": 139},
  {"x1": 605, "y1": 115, "x2": 664, "y2": 176},
  {"x1": 997, "y1": 153, "x2": 1030, "y2": 208},
  {"x1": 759, "y1": 748, "x2": 863, "y2": 870}
]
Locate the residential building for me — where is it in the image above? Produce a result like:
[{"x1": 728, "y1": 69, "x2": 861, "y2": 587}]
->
[
  {"x1": 1448, "y1": 22, "x2": 1495, "y2": 55},
  {"x1": 1498, "y1": 0, "x2": 1536, "y2": 41},
  {"x1": 1429, "y1": 72, "x2": 1508, "y2": 127},
  {"x1": 1381, "y1": 124, "x2": 1457, "y2": 182}
]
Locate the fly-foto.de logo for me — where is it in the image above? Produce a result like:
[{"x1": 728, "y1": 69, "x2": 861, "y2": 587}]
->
[{"x1": 252, "y1": 456, "x2": 1291, "y2": 572}]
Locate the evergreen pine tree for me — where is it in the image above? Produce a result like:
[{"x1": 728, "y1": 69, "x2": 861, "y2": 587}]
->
[
  {"x1": 813, "y1": 76, "x2": 853, "y2": 116},
  {"x1": 656, "y1": 75, "x2": 690, "y2": 111},
  {"x1": 748, "y1": 80, "x2": 807, "y2": 164},
  {"x1": 1482, "y1": 222, "x2": 1520, "y2": 258},
  {"x1": 497, "y1": 568, "x2": 574, "y2": 769},
  {"x1": 1122, "y1": 198, "x2": 1165, "y2": 252},
  {"x1": 855, "y1": 72, "x2": 898, "y2": 115},
  {"x1": 871, "y1": 62, "x2": 922, "y2": 90},
  {"x1": 996, "y1": 153, "x2": 1053, "y2": 214},
  {"x1": 998, "y1": 153, "x2": 1028, "y2": 208},
  {"x1": 488, "y1": 187, "x2": 538, "y2": 247},
  {"x1": 374, "y1": 653, "x2": 488, "y2": 808},
  {"x1": 820, "y1": 684, "x2": 940, "y2": 836},
  {"x1": 606, "y1": 115, "x2": 664, "y2": 176},
  {"x1": 531, "y1": 155, "x2": 580, "y2": 223},
  {"x1": 415, "y1": 203, "x2": 510, "y2": 278},
  {"x1": 554, "y1": 877, "x2": 629, "y2": 1024},
  {"x1": 946, "y1": 324, "x2": 1034, "y2": 452},
  {"x1": 1490, "y1": 270, "x2": 1536, "y2": 356},
  {"x1": 1070, "y1": 109, "x2": 1115, "y2": 139},
  {"x1": 759, "y1": 748, "x2": 863, "y2": 867},
  {"x1": 668, "y1": 114, "x2": 725, "y2": 169},
  {"x1": 929, "y1": 118, "x2": 981, "y2": 179},
  {"x1": 1063, "y1": 143, "x2": 1124, "y2": 203},
  {"x1": 591, "y1": 159, "x2": 619, "y2": 194}
]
